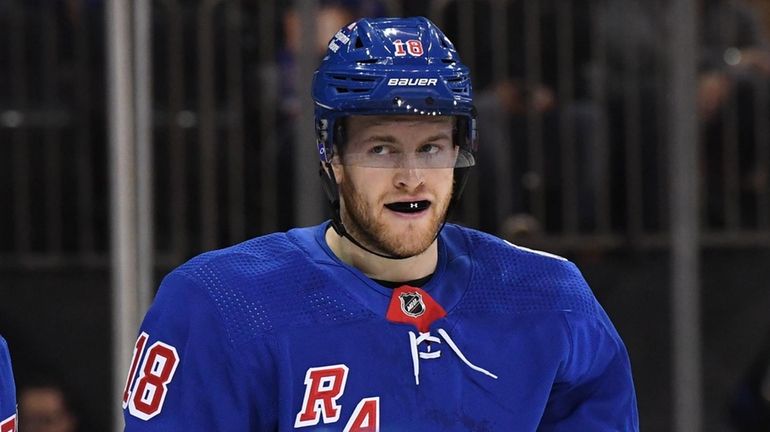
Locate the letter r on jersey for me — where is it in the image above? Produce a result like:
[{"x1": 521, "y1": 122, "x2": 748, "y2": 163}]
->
[{"x1": 295, "y1": 364, "x2": 349, "y2": 428}]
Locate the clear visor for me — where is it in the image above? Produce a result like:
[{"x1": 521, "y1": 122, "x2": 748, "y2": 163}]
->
[{"x1": 335, "y1": 145, "x2": 475, "y2": 168}]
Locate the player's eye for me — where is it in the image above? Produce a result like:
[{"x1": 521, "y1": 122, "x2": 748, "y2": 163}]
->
[
  {"x1": 369, "y1": 145, "x2": 395, "y2": 155},
  {"x1": 417, "y1": 143, "x2": 442, "y2": 155}
]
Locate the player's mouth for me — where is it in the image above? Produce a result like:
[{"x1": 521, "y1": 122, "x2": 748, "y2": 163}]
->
[{"x1": 385, "y1": 200, "x2": 431, "y2": 214}]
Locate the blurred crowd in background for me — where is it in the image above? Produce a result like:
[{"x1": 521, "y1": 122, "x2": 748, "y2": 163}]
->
[{"x1": 1, "y1": 0, "x2": 770, "y2": 430}]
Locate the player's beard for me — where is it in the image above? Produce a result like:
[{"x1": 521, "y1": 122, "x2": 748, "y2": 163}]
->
[{"x1": 339, "y1": 177, "x2": 451, "y2": 259}]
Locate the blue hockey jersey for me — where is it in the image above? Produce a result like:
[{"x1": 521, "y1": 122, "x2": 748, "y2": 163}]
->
[
  {"x1": 123, "y1": 223, "x2": 638, "y2": 431},
  {"x1": 0, "y1": 336, "x2": 16, "y2": 432}
]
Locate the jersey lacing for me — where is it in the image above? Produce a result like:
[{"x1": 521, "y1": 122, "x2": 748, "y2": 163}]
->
[{"x1": 408, "y1": 328, "x2": 498, "y2": 385}]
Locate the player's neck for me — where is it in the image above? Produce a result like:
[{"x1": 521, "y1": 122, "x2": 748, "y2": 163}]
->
[{"x1": 325, "y1": 227, "x2": 438, "y2": 282}]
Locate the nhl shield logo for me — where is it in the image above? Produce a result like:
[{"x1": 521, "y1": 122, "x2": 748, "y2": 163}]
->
[{"x1": 399, "y1": 292, "x2": 426, "y2": 317}]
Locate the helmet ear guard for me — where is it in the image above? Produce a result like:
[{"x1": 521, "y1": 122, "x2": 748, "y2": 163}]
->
[
  {"x1": 317, "y1": 116, "x2": 340, "y2": 234},
  {"x1": 318, "y1": 118, "x2": 350, "y2": 237}
]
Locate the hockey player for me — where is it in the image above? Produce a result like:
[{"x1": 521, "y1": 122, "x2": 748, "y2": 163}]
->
[
  {"x1": 0, "y1": 336, "x2": 17, "y2": 432},
  {"x1": 123, "y1": 16, "x2": 638, "y2": 430}
]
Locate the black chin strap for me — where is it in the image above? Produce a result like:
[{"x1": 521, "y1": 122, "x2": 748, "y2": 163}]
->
[
  {"x1": 330, "y1": 217, "x2": 424, "y2": 260},
  {"x1": 320, "y1": 162, "x2": 457, "y2": 261}
]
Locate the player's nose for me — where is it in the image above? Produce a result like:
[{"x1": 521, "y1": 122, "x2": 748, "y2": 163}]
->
[{"x1": 393, "y1": 165, "x2": 425, "y2": 190}]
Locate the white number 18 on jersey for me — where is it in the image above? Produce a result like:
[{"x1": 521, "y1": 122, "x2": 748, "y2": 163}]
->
[{"x1": 122, "y1": 332, "x2": 180, "y2": 420}]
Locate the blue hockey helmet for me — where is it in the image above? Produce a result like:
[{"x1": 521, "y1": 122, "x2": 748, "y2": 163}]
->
[{"x1": 312, "y1": 16, "x2": 478, "y2": 168}]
